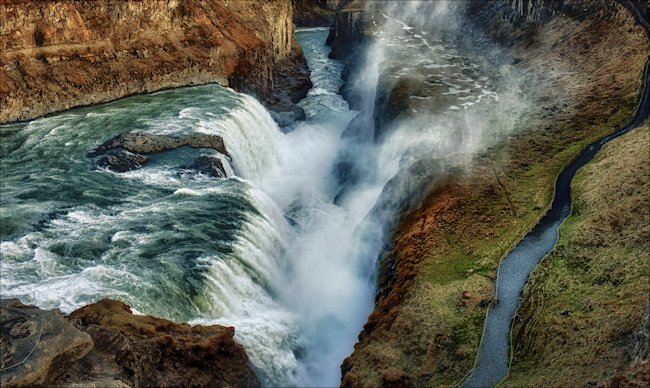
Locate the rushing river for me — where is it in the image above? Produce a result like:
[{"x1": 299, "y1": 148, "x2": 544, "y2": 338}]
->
[
  {"x1": 0, "y1": 28, "x2": 371, "y2": 386},
  {"x1": 1, "y1": 5, "x2": 508, "y2": 384}
]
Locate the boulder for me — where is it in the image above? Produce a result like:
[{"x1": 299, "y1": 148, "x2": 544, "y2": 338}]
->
[
  {"x1": 66, "y1": 299, "x2": 259, "y2": 387},
  {"x1": 93, "y1": 132, "x2": 231, "y2": 175},
  {"x1": 97, "y1": 150, "x2": 148, "y2": 172},
  {"x1": 95, "y1": 133, "x2": 229, "y2": 156},
  {"x1": 0, "y1": 299, "x2": 260, "y2": 387},
  {"x1": 189, "y1": 156, "x2": 227, "y2": 178},
  {"x1": 0, "y1": 299, "x2": 94, "y2": 387}
]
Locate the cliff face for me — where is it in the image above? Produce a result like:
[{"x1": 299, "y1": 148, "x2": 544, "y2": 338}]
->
[
  {"x1": 1, "y1": 299, "x2": 259, "y2": 387},
  {"x1": 326, "y1": 0, "x2": 368, "y2": 60},
  {"x1": 292, "y1": 0, "x2": 342, "y2": 27},
  {"x1": 0, "y1": 0, "x2": 311, "y2": 124}
]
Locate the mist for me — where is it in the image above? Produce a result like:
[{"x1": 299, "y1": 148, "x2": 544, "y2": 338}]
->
[
  {"x1": 158, "y1": 2, "x2": 534, "y2": 386},
  {"x1": 253, "y1": 2, "x2": 537, "y2": 386}
]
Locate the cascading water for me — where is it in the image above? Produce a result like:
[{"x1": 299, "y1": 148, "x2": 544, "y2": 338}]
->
[
  {"x1": 0, "y1": 27, "x2": 371, "y2": 387},
  {"x1": 1, "y1": 3, "x2": 529, "y2": 387}
]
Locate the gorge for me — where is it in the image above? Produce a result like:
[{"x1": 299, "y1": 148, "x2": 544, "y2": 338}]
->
[{"x1": 1, "y1": 1, "x2": 649, "y2": 387}]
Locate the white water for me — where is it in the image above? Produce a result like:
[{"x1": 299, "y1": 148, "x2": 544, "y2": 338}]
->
[
  {"x1": 1, "y1": 4, "x2": 531, "y2": 387},
  {"x1": 192, "y1": 28, "x2": 379, "y2": 386}
]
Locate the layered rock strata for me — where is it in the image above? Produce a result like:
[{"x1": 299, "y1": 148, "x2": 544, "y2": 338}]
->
[{"x1": 0, "y1": 0, "x2": 312, "y2": 124}]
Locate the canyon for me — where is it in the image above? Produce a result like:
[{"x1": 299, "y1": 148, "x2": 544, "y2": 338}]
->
[
  {"x1": 328, "y1": 0, "x2": 650, "y2": 386},
  {"x1": 1, "y1": 0, "x2": 649, "y2": 387}
]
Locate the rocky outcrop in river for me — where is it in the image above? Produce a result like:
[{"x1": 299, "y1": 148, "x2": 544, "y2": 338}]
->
[
  {"x1": 92, "y1": 132, "x2": 229, "y2": 175},
  {"x1": 0, "y1": 299, "x2": 259, "y2": 387},
  {"x1": 0, "y1": 0, "x2": 311, "y2": 124}
]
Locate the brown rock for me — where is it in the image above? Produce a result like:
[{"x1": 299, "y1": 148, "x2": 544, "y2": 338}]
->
[
  {"x1": 0, "y1": 299, "x2": 94, "y2": 387},
  {"x1": 0, "y1": 0, "x2": 311, "y2": 124},
  {"x1": 95, "y1": 132, "x2": 229, "y2": 156},
  {"x1": 1, "y1": 299, "x2": 259, "y2": 387},
  {"x1": 65, "y1": 299, "x2": 259, "y2": 388}
]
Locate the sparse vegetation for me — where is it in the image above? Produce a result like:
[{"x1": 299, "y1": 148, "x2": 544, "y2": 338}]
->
[{"x1": 504, "y1": 122, "x2": 650, "y2": 387}]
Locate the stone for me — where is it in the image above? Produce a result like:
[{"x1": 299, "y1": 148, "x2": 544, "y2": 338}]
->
[
  {"x1": 0, "y1": 299, "x2": 260, "y2": 387},
  {"x1": 188, "y1": 156, "x2": 227, "y2": 178},
  {"x1": 95, "y1": 133, "x2": 229, "y2": 157},
  {"x1": 97, "y1": 150, "x2": 148, "y2": 172},
  {"x1": 0, "y1": 299, "x2": 94, "y2": 387},
  {"x1": 93, "y1": 132, "x2": 231, "y2": 174},
  {"x1": 65, "y1": 299, "x2": 259, "y2": 387}
]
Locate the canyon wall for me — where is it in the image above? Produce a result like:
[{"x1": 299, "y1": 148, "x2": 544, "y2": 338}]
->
[
  {"x1": 0, "y1": 0, "x2": 311, "y2": 124},
  {"x1": 329, "y1": 0, "x2": 649, "y2": 386},
  {"x1": 292, "y1": 0, "x2": 342, "y2": 27}
]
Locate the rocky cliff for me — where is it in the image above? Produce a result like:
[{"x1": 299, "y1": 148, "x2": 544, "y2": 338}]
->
[
  {"x1": 0, "y1": 298, "x2": 259, "y2": 387},
  {"x1": 0, "y1": 0, "x2": 311, "y2": 124},
  {"x1": 292, "y1": 0, "x2": 342, "y2": 27}
]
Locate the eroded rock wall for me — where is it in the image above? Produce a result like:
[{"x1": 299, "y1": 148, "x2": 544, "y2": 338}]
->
[{"x1": 0, "y1": 0, "x2": 311, "y2": 124}]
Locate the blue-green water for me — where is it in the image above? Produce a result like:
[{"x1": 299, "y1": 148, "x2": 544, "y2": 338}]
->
[
  {"x1": 1, "y1": 12, "x2": 509, "y2": 385},
  {"x1": 0, "y1": 28, "x2": 369, "y2": 386}
]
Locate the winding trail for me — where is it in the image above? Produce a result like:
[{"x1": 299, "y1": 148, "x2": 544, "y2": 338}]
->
[{"x1": 462, "y1": 3, "x2": 650, "y2": 387}]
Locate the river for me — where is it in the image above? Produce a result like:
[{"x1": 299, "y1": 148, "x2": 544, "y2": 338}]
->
[
  {"x1": 1, "y1": 7, "x2": 507, "y2": 385},
  {"x1": 1, "y1": 27, "x2": 372, "y2": 387}
]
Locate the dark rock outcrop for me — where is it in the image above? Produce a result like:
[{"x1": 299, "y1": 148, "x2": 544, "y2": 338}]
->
[
  {"x1": 96, "y1": 133, "x2": 228, "y2": 157},
  {"x1": 292, "y1": 0, "x2": 341, "y2": 27},
  {"x1": 326, "y1": 0, "x2": 368, "y2": 60},
  {"x1": 188, "y1": 156, "x2": 227, "y2": 178},
  {"x1": 97, "y1": 150, "x2": 148, "y2": 172},
  {"x1": 0, "y1": 0, "x2": 311, "y2": 124},
  {"x1": 93, "y1": 132, "x2": 230, "y2": 174},
  {"x1": 1, "y1": 299, "x2": 259, "y2": 387},
  {"x1": 1, "y1": 299, "x2": 94, "y2": 387}
]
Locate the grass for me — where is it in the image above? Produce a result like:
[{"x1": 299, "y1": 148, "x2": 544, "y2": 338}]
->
[
  {"x1": 342, "y1": 3, "x2": 649, "y2": 385},
  {"x1": 503, "y1": 122, "x2": 650, "y2": 387},
  {"x1": 408, "y1": 96, "x2": 642, "y2": 386}
]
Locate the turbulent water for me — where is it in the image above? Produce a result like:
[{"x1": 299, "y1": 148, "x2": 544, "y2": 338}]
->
[
  {"x1": 0, "y1": 28, "x2": 371, "y2": 387},
  {"x1": 1, "y1": 6, "x2": 512, "y2": 385}
]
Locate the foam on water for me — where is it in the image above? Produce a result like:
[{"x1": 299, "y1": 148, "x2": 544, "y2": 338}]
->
[{"x1": 1, "y1": 7, "x2": 526, "y2": 386}]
